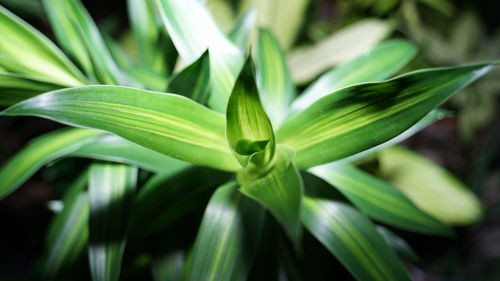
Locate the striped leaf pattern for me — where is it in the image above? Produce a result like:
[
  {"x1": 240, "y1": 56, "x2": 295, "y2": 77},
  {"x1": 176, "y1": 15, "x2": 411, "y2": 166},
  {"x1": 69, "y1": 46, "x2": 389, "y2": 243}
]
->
[
  {"x1": 88, "y1": 163, "x2": 137, "y2": 281},
  {"x1": 0, "y1": 72, "x2": 61, "y2": 105},
  {"x1": 2, "y1": 85, "x2": 240, "y2": 171},
  {"x1": 309, "y1": 163, "x2": 452, "y2": 235},
  {"x1": 186, "y1": 182, "x2": 265, "y2": 281},
  {"x1": 301, "y1": 197, "x2": 411, "y2": 281},
  {"x1": 278, "y1": 63, "x2": 495, "y2": 168}
]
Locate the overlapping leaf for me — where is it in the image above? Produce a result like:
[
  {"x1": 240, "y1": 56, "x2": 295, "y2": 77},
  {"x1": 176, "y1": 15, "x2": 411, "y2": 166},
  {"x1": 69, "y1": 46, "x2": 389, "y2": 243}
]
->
[
  {"x1": 88, "y1": 163, "x2": 137, "y2": 281},
  {"x1": 0, "y1": 128, "x2": 103, "y2": 199},
  {"x1": 291, "y1": 39, "x2": 418, "y2": 113},
  {"x1": 228, "y1": 7, "x2": 257, "y2": 52},
  {"x1": 185, "y1": 182, "x2": 265, "y2": 281},
  {"x1": 278, "y1": 63, "x2": 495, "y2": 168},
  {"x1": 0, "y1": 5, "x2": 87, "y2": 86},
  {"x1": 0, "y1": 72, "x2": 61, "y2": 106},
  {"x1": 2, "y1": 85, "x2": 240, "y2": 171},
  {"x1": 309, "y1": 164, "x2": 452, "y2": 235},
  {"x1": 255, "y1": 29, "x2": 295, "y2": 127},
  {"x1": 289, "y1": 19, "x2": 392, "y2": 83},
  {"x1": 155, "y1": 0, "x2": 244, "y2": 112},
  {"x1": 301, "y1": 197, "x2": 411, "y2": 281}
]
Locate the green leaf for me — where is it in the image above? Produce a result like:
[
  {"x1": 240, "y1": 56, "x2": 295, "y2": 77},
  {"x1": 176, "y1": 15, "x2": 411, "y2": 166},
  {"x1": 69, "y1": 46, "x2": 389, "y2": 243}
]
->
[
  {"x1": 238, "y1": 145, "x2": 303, "y2": 247},
  {"x1": 88, "y1": 163, "x2": 137, "y2": 281},
  {"x1": 0, "y1": 5, "x2": 87, "y2": 86},
  {"x1": 291, "y1": 40, "x2": 418, "y2": 114},
  {"x1": 43, "y1": 173, "x2": 89, "y2": 280},
  {"x1": 155, "y1": 0, "x2": 244, "y2": 112},
  {"x1": 71, "y1": 135, "x2": 190, "y2": 173},
  {"x1": 42, "y1": 0, "x2": 131, "y2": 85},
  {"x1": 378, "y1": 146, "x2": 483, "y2": 225},
  {"x1": 277, "y1": 63, "x2": 496, "y2": 169},
  {"x1": 228, "y1": 7, "x2": 257, "y2": 52},
  {"x1": 301, "y1": 197, "x2": 411, "y2": 281},
  {"x1": 132, "y1": 167, "x2": 230, "y2": 235},
  {"x1": 289, "y1": 19, "x2": 392, "y2": 83},
  {"x1": 185, "y1": 182, "x2": 265, "y2": 281},
  {"x1": 0, "y1": 128, "x2": 103, "y2": 199},
  {"x1": 0, "y1": 72, "x2": 61, "y2": 106},
  {"x1": 2, "y1": 85, "x2": 240, "y2": 171},
  {"x1": 309, "y1": 164, "x2": 452, "y2": 235},
  {"x1": 334, "y1": 109, "x2": 450, "y2": 165},
  {"x1": 255, "y1": 29, "x2": 295, "y2": 127},
  {"x1": 152, "y1": 250, "x2": 185, "y2": 281},
  {"x1": 167, "y1": 51, "x2": 211, "y2": 104},
  {"x1": 376, "y1": 226, "x2": 419, "y2": 262},
  {"x1": 239, "y1": 0, "x2": 309, "y2": 50},
  {"x1": 226, "y1": 60, "x2": 275, "y2": 168}
]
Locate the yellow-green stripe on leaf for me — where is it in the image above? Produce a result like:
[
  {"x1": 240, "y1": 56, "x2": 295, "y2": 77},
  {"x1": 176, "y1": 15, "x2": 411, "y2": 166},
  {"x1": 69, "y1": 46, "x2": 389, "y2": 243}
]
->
[
  {"x1": 278, "y1": 63, "x2": 496, "y2": 169},
  {"x1": 2, "y1": 85, "x2": 240, "y2": 171},
  {"x1": 301, "y1": 197, "x2": 411, "y2": 281}
]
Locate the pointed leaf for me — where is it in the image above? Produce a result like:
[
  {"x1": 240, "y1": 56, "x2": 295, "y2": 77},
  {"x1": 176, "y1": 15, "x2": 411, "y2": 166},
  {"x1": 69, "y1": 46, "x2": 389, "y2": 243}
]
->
[
  {"x1": 301, "y1": 197, "x2": 411, "y2": 281},
  {"x1": 88, "y1": 163, "x2": 137, "y2": 281},
  {"x1": 42, "y1": 0, "x2": 131, "y2": 85},
  {"x1": 291, "y1": 40, "x2": 418, "y2": 113},
  {"x1": 238, "y1": 145, "x2": 303, "y2": 247},
  {"x1": 376, "y1": 226, "x2": 419, "y2": 262},
  {"x1": 289, "y1": 19, "x2": 392, "y2": 83},
  {"x1": 0, "y1": 72, "x2": 61, "y2": 106},
  {"x1": 167, "y1": 51, "x2": 211, "y2": 104},
  {"x1": 0, "y1": 5, "x2": 87, "y2": 86},
  {"x1": 0, "y1": 128, "x2": 103, "y2": 199},
  {"x1": 228, "y1": 7, "x2": 257, "y2": 52},
  {"x1": 71, "y1": 135, "x2": 190, "y2": 173},
  {"x1": 277, "y1": 63, "x2": 496, "y2": 168},
  {"x1": 226, "y1": 60, "x2": 275, "y2": 168},
  {"x1": 186, "y1": 182, "x2": 265, "y2": 281},
  {"x1": 43, "y1": 173, "x2": 89, "y2": 279},
  {"x1": 309, "y1": 164, "x2": 452, "y2": 235},
  {"x1": 255, "y1": 29, "x2": 295, "y2": 127},
  {"x1": 2, "y1": 85, "x2": 240, "y2": 171},
  {"x1": 378, "y1": 146, "x2": 483, "y2": 225},
  {"x1": 155, "y1": 0, "x2": 244, "y2": 112}
]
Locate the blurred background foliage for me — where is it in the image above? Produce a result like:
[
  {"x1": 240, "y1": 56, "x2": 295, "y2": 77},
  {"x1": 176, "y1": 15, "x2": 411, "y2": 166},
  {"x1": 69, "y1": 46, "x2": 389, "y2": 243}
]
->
[{"x1": 0, "y1": 0, "x2": 499, "y2": 280}]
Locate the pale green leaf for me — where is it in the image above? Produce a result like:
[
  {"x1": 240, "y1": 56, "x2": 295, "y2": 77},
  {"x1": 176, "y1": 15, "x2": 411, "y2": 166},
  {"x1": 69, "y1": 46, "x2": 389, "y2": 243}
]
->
[
  {"x1": 301, "y1": 197, "x2": 411, "y2": 281},
  {"x1": 0, "y1": 5, "x2": 87, "y2": 86},
  {"x1": 291, "y1": 39, "x2": 418, "y2": 113},
  {"x1": 289, "y1": 19, "x2": 392, "y2": 83},
  {"x1": 186, "y1": 182, "x2": 265, "y2": 281},
  {"x1": 155, "y1": 0, "x2": 244, "y2": 112},
  {"x1": 277, "y1": 63, "x2": 495, "y2": 168},
  {"x1": 255, "y1": 28, "x2": 295, "y2": 127},
  {"x1": 239, "y1": 0, "x2": 309, "y2": 50},
  {"x1": 2, "y1": 85, "x2": 240, "y2": 171},
  {"x1": 309, "y1": 163, "x2": 452, "y2": 235},
  {"x1": 228, "y1": 7, "x2": 257, "y2": 52},
  {"x1": 378, "y1": 146, "x2": 483, "y2": 225},
  {"x1": 88, "y1": 163, "x2": 137, "y2": 281},
  {"x1": 0, "y1": 128, "x2": 103, "y2": 199}
]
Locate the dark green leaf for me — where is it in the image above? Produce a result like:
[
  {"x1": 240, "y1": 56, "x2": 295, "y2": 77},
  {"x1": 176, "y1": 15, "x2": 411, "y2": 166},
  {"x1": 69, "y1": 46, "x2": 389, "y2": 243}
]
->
[
  {"x1": 301, "y1": 197, "x2": 411, "y2": 281},
  {"x1": 88, "y1": 163, "x2": 137, "y2": 281},
  {"x1": 376, "y1": 226, "x2": 419, "y2": 262},
  {"x1": 167, "y1": 51, "x2": 211, "y2": 104},
  {"x1": 152, "y1": 250, "x2": 185, "y2": 281},
  {"x1": 0, "y1": 72, "x2": 61, "y2": 106}
]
